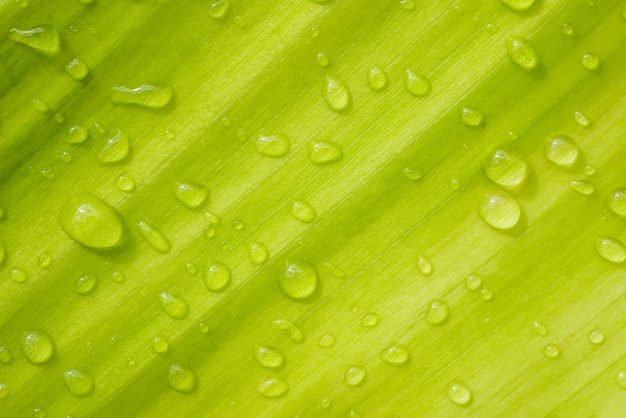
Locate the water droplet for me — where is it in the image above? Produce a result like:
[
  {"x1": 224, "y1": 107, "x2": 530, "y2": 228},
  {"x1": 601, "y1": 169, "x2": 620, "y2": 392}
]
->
[
  {"x1": 289, "y1": 200, "x2": 317, "y2": 223},
  {"x1": 581, "y1": 53, "x2": 600, "y2": 71},
  {"x1": 367, "y1": 66, "x2": 388, "y2": 91},
  {"x1": 461, "y1": 107, "x2": 484, "y2": 127},
  {"x1": 21, "y1": 330, "x2": 55, "y2": 364},
  {"x1": 75, "y1": 274, "x2": 97, "y2": 295},
  {"x1": 168, "y1": 364, "x2": 196, "y2": 393},
  {"x1": 323, "y1": 74, "x2": 351, "y2": 112},
  {"x1": 584, "y1": 165, "x2": 596, "y2": 176},
  {"x1": 316, "y1": 52, "x2": 330, "y2": 67},
  {"x1": 272, "y1": 319, "x2": 304, "y2": 343},
  {"x1": 232, "y1": 219, "x2": 244, "y2": 230},
  {"x1": 185, "y1": 262, "x2": 198, "y2": 275},
  {"x1": 208, "y1": 0, "x2": 230, "y2": 19},
  {"x1": 464, "y1": 274, "x2": 483, "y2": 290},
  {"x1": 595, "y1": 237, "x2": 626, "y2": 263},
  {"x1": 588, "y1": 329, "x2": 604, "y2": 345},
  {"x1": 308, "y1": 141, "x2": 343, "y2": 165},
  {"x1": 152, "y1": 334, "x2": 169, "y2": 354},
  {"x1": 204, "y1": 225, "x2": 216, "y2": 239},
  {"x1": 380, "y1": 343, "x2": 410, "y2": 365},
  {"x1": 67, "y1": 125, "x2": 89, "y2": 144},
  {"x1": 0, "y1": 346, "x2": 12, "y2": 364},
  {"x1": 0, "y1": 384, "x2": 9, "y2": 400},
  {"x1": 41, "y1": 168, "x2": 55, "y2": 179},
  {"x1": 319, "y1": 332, "x2": 336, "y2": 347},
  {"x1": 574, "y1": 111, "x2": 591, "y2": 127},
  {"x1": 255, "y1": 346, "x2": 285, "y2": 369},
  {"x1": 543, "y1": 343, "x2": 560, "y2": 359},
  {"x1": 404, "y1": 69, "x2": 431, "y2": 97},
  {"x1": 0, "y1": 244, "x2": 5, "y2": 267},
  {"x1": 11, "y1": 268, "x2": 27, "y2": 283},
  {"x1": 533, "y1": 321, "x2": 549, "y2": 336},
  {"x1": 447, "y1": 381, "x2": 472, "y2": 406},
  {"x1": 205, "y1": 261, "x2": 231, "y2": 292},
  {"x1": 278, "y1": 261, "x2": 318, "y2": 300},
  {"x1": 362, "y1": 312, "x2": 379, "y2": 327},
  {"x1": 616, "y1": 371, "x2": 626, "y2": 389},
  {"x1": 545, "y1": 135, "x2": 579, "y2": 168},
  {"x1": 110, "y1": 271, "x2": 125, "y2": 283},
  {"x1": 33, "y1": 408, "x2": 45, "y2": 417},
  {"x1": 257, "y1": 378, "x2": 289, "y2": 398},
  {"x1": 425, "y1": 299, "x2": 449, "y2": 325},
  {"x1": 9, "y1": 25, "x2": 60, "y2": 55},
  {"x1": 607, "y1": 189, "x2": 626, "y2": 217},
  {"x1": 479, "y1": 191, "x2": 522, "y2": 230},
  {"x1": 399, "y1": 0, "x2": 415, "y2": 10},
  {"x1": 483, "y1": 147, "x2": 527, "y2": 189},
  {"x1": 63, "y1": 369, "x2": 94, "y2": 397},
  {"x1": 138, "y1": 220, "x2": 171, "y2": 253},
  {"x1": 65, "y1": 58, "x2": 89, "y2": 80},
  {"x1": 111, "y1": 84, "x2": 173, "y2": 109},
  {"x1": 249, "y1": 242, "x2": 269, "y2": 266},
  {"x1": 344, "y1": 365, "x2": 367, "y2": 386},
  {"x1": 98, "y1": 129, "x2": 131, "y2": 165},
  {"x1": 501, "y1": 0, "x2": 536, "y2": 11},
  {"x1": 403, "y1": 167, "x2": 424, "y2": 181},
  {"x1": 58, "y1": 150, "x2": 72, "y2": 163},
  {"x1": 255, "y1": 134, "x2": 290, "y2": 158},
  {"x1": 505, "y1": 36, "x2": 539, "y2": 70},
  {"x1": 159, "y1": 292, "x2": 189, "y2": 320},
  {"x1": 115, "y1": 173, "x2": 136, "y2": 192},
  {"x1": 174, "y1": 182, "x2": 209, "y2": 209},
  {"x1": 417, "y1": 256, "x2": 433, "y2": 275},
  {"x1": 480, "y1": 289, "x2": 494, "y2": 301},
  {"x1": 561, "y1": 22, "x2": 575, "y2": 36},
  {"x1": 569, "y1": 180, "x2": 594, "y2": 195}
]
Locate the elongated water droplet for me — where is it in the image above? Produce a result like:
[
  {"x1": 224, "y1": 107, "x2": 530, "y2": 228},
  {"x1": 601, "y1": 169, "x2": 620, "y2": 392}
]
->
[
  {"x1": 367, "y1": 66, "x2": 388, "y2": 91},
  {"x1": 608, "y1": 188, "x2": 626, "y2": 217},
  {"x1": 63, "y1": 369, "x2": 94, "y2": 397},
  {"x1": 115, "y1": 173, "x2": 136, "y2": 192},
  {"x1": 152, "y1": 334, "x2": 169, "y2": 354},
  {"x1": 506, "y1": 36, "x2": 539, "y2": 70},
  {"x1": 595, "y1": 237, "x2": 626, "y2": 263},
  {"x1": 465, "y1": 274, "x2": 483, "y2": 290},
  {"x1": 278, "y1": 261, "x2": 318, "y2": 300},
  {"x1": 272, "y1": 319, "x2": 305, "y2": 343},
  {"x1": 403, "y1": 167, "x2": 423, "y2": 181},
  {"x1": 483, "y1": 147, "x2": 527, "y2": 189},
  {"x1": 479, "y1": 191, "x2": 522, "y2": 230},
  {"x1": 159, "y1": 292, "x2": 189, "y2": 320},
  {"x1": 59, "y1": 193, "x2": 125, "y2": 249},
  {"x1": 417, "y1": 256, "x2": 433, "y2": 276},
  {"x1": 174, "y1": 182, "x2": 209, "y2": 209},
  {"x1": 36, "y1": 252, "x2": 51, "y2": 268},
  {"x1": 545, "y1": 135, "x2": 579, "y2": 168},
  {"x1": 319, "y1": 332, "x2": 335, "y2": 347},
  {"x1": 533, "y1": 321, "x2": 549, "y2": 336},
  {"x1": 581, "y1": 53, "x2": 600, "y2": 71},
  {"x1": 65, "y1": 58, "x2": 89, "y2": 80},
  {"x1": 381, "y1": 343, "x2": 410, "y2": 365},
  {"x1": 168, "y1": 364, "x2": 196, "y2": 393},
  {"x1": 0, "y1": 384, "x2": 9, "y2": 400},
  {"x1": 425, "y1": 299, "x2": 449, "y2": 325},
  {"x1": 501, "y1": 0, "x2": 536, "y2": 12},
  {"x1": 98, "y1": 129, "x2": 131, "y2": 164},
  {"x1": 323, "y1": 74, "x2": 351, "y2": 112},
  {"x1": 138, "y1": 221, "x2": 171, "y2": 253},
  {"x1": 447, "y1": 381, "x2": 472, "y2": 406},
  {"x1": 111, "y1": 84, "x2": 173, "y2": 109},
  {"x1": 249, "y1": 242, "x2": 269, "y2": 266},
  {"x1": 205, "y1": 261, "x2": 231, "y2": 292},
  {"x1": 9, "y1": 25, "x2": 60, "y2": 55},
  {"x1": 344, "y1": 366, "x2": 366, "y2": 386},
  {"x1": 308, "y1": 141, "x2": 343, "y2": 164},
  {"x1": 75, "y1": 274, "x2": 97, "y2": 295},
  {"x1": 0, "y1": 346, "x2": 12, "y2": 364},
  {"x1": 67, "y1": 125, "x2": 89, "y2": 144},
  {"x1": 289, "y1": 200, "x2": 317, "y2": 223},
  {"x1": 543, "y1": 343, "x2": 560, "y2": 359},
  {"x1": 255, "y1": 346, "x2": 285, "y2": 369},
  {"x1": 574, "y1": 111, "x2": 591, "y2": 127},
  {"x1": 461, "y1": 108, "x2": 484, "y2": 127},
  {"x1": 255, "y1": 134, "x2": 290, "y2": 158},
  {"x1": 257, "y1": 378, "x2": 289, "y2": 398},
  {"x1": 569, "y1": 180, "x2": 594, "y2": 195},
  {"x1": 208, "y1": 0, "x2": 230, "y2": 19},
  {"x1": 405, "y1": 70, "x2": 431, "y2": 97},
  {"x1": 588, "y1": 329, "x2": 604, "y2": 345},
  {"x1": 362, "y1": 312, "x2": 379, "y2": 327},
  {"x1": 21, "y1": 330, "x2": 55, "y2": 364}
]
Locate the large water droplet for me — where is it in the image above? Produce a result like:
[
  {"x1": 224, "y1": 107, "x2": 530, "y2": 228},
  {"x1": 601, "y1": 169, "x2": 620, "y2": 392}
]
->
[
  {"x1": 257, "y1": 378, "x2": 289, "y2": 398},
  {"x1": 98, "y1": 129, "x2": 131, "y2": 165},
  {"x1": 425, "y1": 299, "x2": 449, "y2": 325},
  {"x1": 289, "y1": 200, "x2": 317, "y2": 223},
  {"x1": 255, "y1": 346, "x2": 285, "y2": 369},
  {"x1": 344, "y1": 366, "x2": 366, "y2": 386},
  {"x1": 446, "y1": 381, "x2": 472, "y2": 406},
  {"x1": 205, "y1": 261, "x2": 231, "y2": 292},
  {"x1": 545, "y1": 135, "x2": 579, "y2": 168},
  {"x1": 278, "y1": 261, "x2": 318, "y2": 300},
  {"x1": 506, "y1": 36, "x2": 539, "y2": 70},
  {"x1": 404, "y1": 69, "x2": 431, "y2": 97},
  {"x1": 174, "y1": 182, "x2": 209, "y2": 209},
  {"x1": 59, "y1": 193, "x2": 125, "y2": 249},
  {"x1": 21, "y1": 330, "x2": 55, "y2": 364},
  {"x1": 255, "y1": 134, "x2": 290, "y2": 158},
  {"x1": 111, "y1": 84, "x2": 173, "y2": 108},
  {"x1": 479, "y1": 191, "x2": 522, "y2": 230},
  {"x1": 308, "y1": 141, "x2": 343, "y2": 164},
  {"x1": 380, "y1": 343, "x2": 410, "y2": 365},
  {"x1": 159, "y1": 292, "x2": 189, "y2": 320},
  {"x1": 608, "y1": 188, "x2": 626, "y2": 217},
  {"x1": 208, "y1": 0, "x2": 230, "y2": 19},
  {"x1": 63, "y1": 369, "x2": 94, "y2": 397},
  {"x1": 501, "y1": 0, "x2": 536, "y2": 12},
  {"x1": 367, "y1": 66, "x2": 388, "y2": 91},
  {"x1": 595, "y1": 237, "x2": 626, "y2": 263},
  {"x1": 272, "y1": 319, "x2": 305, "y2": 343},
  {"x1": 323, "y1": 74, "x2": 351, "y2": 112},
  {"x1": 75, "y1": 274, "x2": 98, "y2": 295},
  {"x1": 249, "y1": 242, "x2": 269, "y2": 266},
  {"x1": 168, "y1": 364, "x2": 196, "y2": 393},
  {"x1": 66, "y1": 58, "x2": 89, "y2": 81},
  {"x1": 483, "y1": 147, "x2": 527, "y2": 189},
  {"x1": 138, "y1": 221, "x2": 171, "y2": 253},
  {"x1": 9, "y1": 25, "x2": 60, "y2": 55}
]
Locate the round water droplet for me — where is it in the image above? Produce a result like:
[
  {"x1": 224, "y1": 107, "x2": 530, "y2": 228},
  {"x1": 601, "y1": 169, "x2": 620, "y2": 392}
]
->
[
  {"x1": 257, "y1": 378, "x2": 289, "y2": 398},
  {"x1": 381, "y1": 343, "x2": 410, "y2": 365},
  {"x1": 58, "y1": 193, "x2": 125, "y2": 249},
  {"x1": 316, "y1": 52, "x2": 330, "y2": 67},
  {"x1": 574, "y1": 111, "x2": 590, "y2": 127},
  {"x1": 0, "y1": 346, "x2": 12, "y2": 364},
  {"x1": 9, "y1": 25, "x2": 60, "y2": 55},
  {"x1": 308, "y1": 141, "x2": 343, "y2": 164},
  {"x1": 0, "y1": 383, "x2": 9, "y2": 400},
  {"x1": 461, "y1": 108, "x2": 484, "y2": 127},
  {"x1": 278, "y1": 261, "x2": 318, "y2": 300},
  {"x1": 21, "y1": 330, "x2": 55, "y2": 364},
  {"x1": 67, "y1": 125, "x2": 88, "y2": 144},
  {"x1": 208, "y1": 0, "x2": 230, "y2": 19},
  {"x1": 11, "y1": 268, "x2": 27, "y2": 283},
  {"x1": 417, "y1": 256, "x2": 433, "y2": 276},
  {"x1": 98, "y1": 129, "x2": 131, "y2": 165},
  {"x1": 403, "y1": 167, "x2": 423, "y2": 181},
  {"x1": 205, "y1": 261, "x2": 231, "y2": 292},
  {"x1": 75, "y1": 274, "x2": 97, "y2": 295},
  {"x1": 581, "y1": 53, "x2": 600, "y2": 71},
  {"x1": 272, "y1": 319, "x2": 305, "y2": 343},
  {"x1": 152, "y1": 334, "x2": 169, "y2": 354},
  {"x1": 115, "y1": 173, "x2": 135, "y2": 192},
  {"x1": 198, "y1": 322, "x2": 209, "y2": 333},
  {"x1": 63, "y1": 369, "x2": 94, "y2": 397},
  {"x1": 595, "y1": 237, "x2": 626, "y2": 263},
  {"x1": 545, "y1": 135, "x2": 579, "y2": 168},
  {"x1": 65, "y1": 58, "x2": 89, "y2": 80},
  {"x1": 479, "y1": 191, "x2": 522, "y2": 230},
  {"x1": 111, "y1": 84, "x2": 173, "y2": 109},
  {"x1": 404, "y1": 70, "x2": 431, "y2": 97},
  {"x1": 533, "y1": 321, "x2": 549, "y2": 336},
  {"x1": 110, "y1": 271, "x2": 125, "y2": 283},
  {"x1": 543, "y1": 343, "x2": 560, "y2": 359},
  {"x1": 255, "y1": 134, "x2": 290, "y2": 158},
  {"x1": 159, "y1": 292, "x2": 189, "y2": 320},
  {"x1": 319, "y1": 332, "x2": 336, "y2": 348},
  {"x1": 501, "y1": 0, "x2": 536, "y2": 11},
  {"x1": 323, "y1": 74, "x2": 351, "y2": 112},
  {"x1": 506, "y1": 36, "x2": 539, "y2": 70},
  {"x1": 362, "y1": 312, "x2": 379, "y2": 327},
  {"x1": 344, "y1": 366, "x2": 366, "y2": 386},
  {"x1": 138, "y1": 220, "x2": 171, "y2": 253},
  {"x1": 174, "y1": 182, "x2": 209, "y2": 209},
  {"x1": 447, "y1": 381, "x2": 472, "y2": 406},
  {"x1": 483, "y1": 147, "x2": 527, "y2": 189},
  {"x1": 480, "y1": 289, "x2": 494, "y2": 301},
  {"x1": 255, "y1": 346, "x2": 285, "y2": 369},
  {"x1": 465, "y1": 274, "x2": 483, "y2": 290},
  {"x1": 289, "y1": 200, "x2": 317, "y2": 223},
  {"x1": 569, "y1": 180, "x2": 594, "y2": 195},
  {"x1": 616, "y1": 371, "x2": 626, "y2": 389},
  {"x1": 561, "y1": 22, "x2": 575, "y2": 36},
  {"x1": 367, "y1": 66, "x2": 388, "y2": 91},
  {"x1": 607, "y1": 188, "x2": 626, "y2": 217},
  {"x1": 168, "y1": 364, "x2": 196, "y2": 393},
  {"x1": 588, "y1": 329, "x2": 604, "y2": 345},
  {"x1": 425, "y1": 299, "x2": 449, "y2": 325},
  {"x1": 249, "y1": 242, "x2": 269, "y2": 266},
  {"x1": 185, "y1": 262, "x2": 198, "y2": 275}
]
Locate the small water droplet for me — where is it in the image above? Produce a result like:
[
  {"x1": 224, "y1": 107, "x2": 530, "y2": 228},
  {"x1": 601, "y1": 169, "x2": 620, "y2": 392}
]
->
[
  {"x1": 9, "y1": 25, "x2": 60, "y2": 55},
  {"x1": 138, "y1": 220, "x2": 171, "y2": 253},
  {"x1": 204, "y1": 225, "x2": 216, "y2": 239},
  {"x1": 501, "y1": 0, "x2": 536, "y2": 11},
  {"x1": 483, "y1": 147, "x2": 527, "y2": 189},
  {"x1": 543, "y1": 343, "x2": 560, "y2": 359},
  {"x1": 319, "y1": 332, "x2": 335, "y2": 347},
  {"x1": 11, "y1": 268, "x2": 27, "y2": 283},
  {"x1": 110, "y1": 271, "x2": 124, "y2": 283},
  {"x1": 479, "y1": 191, "x2": 522, "y2": 230},
  {"x1": 198, "y1": 322, "x2": 209, "y2": 333},
  {"x1": 362, "y1": 312, "x2": 379, "y2": 327},
  {"x1": 205, "y1": 261, "x2": 231, "y2": 292},
  {"x1": 63, "y1": 369, "x2": 94, "y2": 397},
  {"x1": 33, "y1": 408, "x2": 45, "y2": 417},
  {"x1": 0, "y1": 346, "x2": 12, "y2": 364},
  {"x1": 0, "y1": 384, "x2": 9, "y2": 400},
  {"x1": 232, "y1": 219, "x2": 244, "y2": 230},
  {"x1": 32, "y1": 98, "x2": 51, "y2": 114},
  {"x1": 208, "y1": 0, "x2": 230, "y2": 19},
  {"x1": 168, "y1": 364, "x2": 196, "y2": 393},
  {"x1": 308, "y1": 141, "x2": 343, "y2": 164},
  {"x1": 461, "y1": 107, "x2": 484, "y2": 127},
  {"x1": 174, "y1": 182, "x2": 209, "y2": 209},
  {"x1": 545, "y1": 135, "x2": 579, "y2": 168},
  {"x1": 278, "y1": 261, "x2": 318, "y2": 300},
  {"x1": 380, "y1": 343, "x2": 410, "y2": 365},
  {"x1": 255, "y1": 346, "x2": 285, "y2": 369},
  {"x1": 185, "y1": 262, "x2": 197, "y2": 275},
  {"x1": 152, "y1": 334, "x2": 169, "y2": 354},
  {"x1": 159, "y1": 292, "x2": 189, "y2": 320},
  {"x1": 58, "y1": 150, "x2": 72, "y2": 163},
  {"x1": 506, "y1": 36, "x2": 539, "y2": 70},
  {"x1": 588, "y1": 329, "x2": 604, "y2": 345},
  {"x1": 41, "y1": 168, "x2": 55, "y2": 179},
  {"x1": 533, "y1": 321, "x2": 549, "y2": 336},
  {"x1": 272, "y1": 319, "x2": 305, "y2": 343},
  {"x1": 403, "y1": 167, "x2": 423, "y2": 181},
  {"x1": 75, "y1": 274, "x2": 97, "y2": 295},
  {"x1": 21, "y1": 330, "x2": 55, "y2": 364},
  {"x1": 464, "y1": 274, "x2": 483, "y2": 290},
  {"x1": 249, "y1": 242, "x2": 269, "y2": 266},
  {"x1": 569, "y1": 180, "x2": 594, "y2": 195},
  {"x1": 417, "y1": 256, "x2": 433, "y2": 275},
  {"x1": 98, "y1": 129, "x2": 131, "y2": 165},
  {"x1": 447, "y1": 381, "x2": 472, "y2": 406},
  {"x1": 581, "y1": 53, "x2": 600, "y2": 71},
  {"x1": 399, "y1": 0, "x2": 415, "y2": 10},
  {"x1": 574, "y1": 111, "x2": 591, "y2": 127},
  {"x1": 561, "y1": 22, "x2": 575, "y2": 36},
  {"x1": 480, "y1": 289, "x2": 494, "y2": 301},
  {"x1": 67, "y1": 125, "x2": 89, "y2": 144},
  {"x1": 323, "y1": 74, "x2": 351, "y2": 112},
  {"x1": 65, "y1": 58, "x2": 89, "y2": 80},
  {"x1": 425, "y1": 299, "x2": 449, "y2": 325},
  {"x1": 607, "y1": 188, "x2": 626, "y2": 217},
  {"x1": 289, "y1": 200, "x2": 317, "y2": 223},
  {"x1": 115, "y1": 173, "x2": 136, "y2": 192},
  {"x1": 257, "y1": 378, "x2": 289, "y2": 398},
  {"x1": 344, "y1": 365, "x2": 367, "y2": 386},
  {"x1": 595, "y1": 237, "x2": 626, "y2": 263},
  {"x1": 316, "y1": 52, "x2": 330, "y2": 67},
  {"x1": 111, "y1": 84, "x2": 173, "y2": 108},
  {"x1": 616, "y1": 371, "x2": 626, "y2": 389},
  {"x1": 255, "y1": 134, "x2": 290, "y2": 158},
  {"x1": 367, "y1": 66, "x2": 388, "y2": 91},
  {"x1": 404, "y1": 69, "x2": 431, "y2": 97}
]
